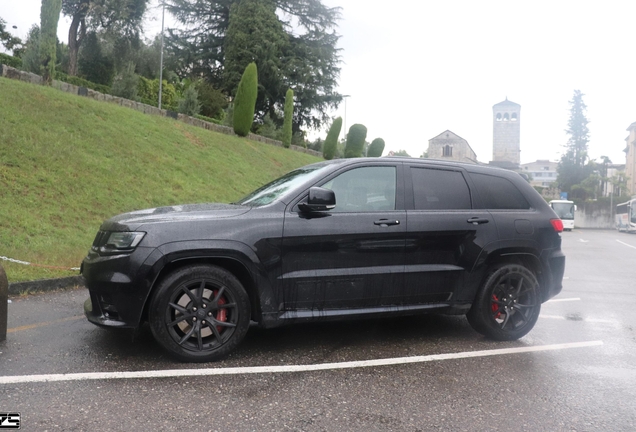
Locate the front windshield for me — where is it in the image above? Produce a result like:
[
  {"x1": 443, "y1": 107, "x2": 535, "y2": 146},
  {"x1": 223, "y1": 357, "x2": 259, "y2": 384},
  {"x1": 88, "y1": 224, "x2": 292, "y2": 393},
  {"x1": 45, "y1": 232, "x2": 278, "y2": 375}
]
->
[
  {"x1": 551, "y1": 202, "x2": 575, "y2": 220},
  {"x1": 235, "y1": 163, "x2": 333, "y2": 207}
]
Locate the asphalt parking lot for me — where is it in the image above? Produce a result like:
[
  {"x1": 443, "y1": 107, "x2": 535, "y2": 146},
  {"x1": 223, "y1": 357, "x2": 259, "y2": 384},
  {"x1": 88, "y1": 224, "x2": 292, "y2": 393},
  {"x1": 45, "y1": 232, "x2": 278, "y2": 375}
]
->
[{"x1": 1, "y1": 230, "x2": 635, "y2": 431}]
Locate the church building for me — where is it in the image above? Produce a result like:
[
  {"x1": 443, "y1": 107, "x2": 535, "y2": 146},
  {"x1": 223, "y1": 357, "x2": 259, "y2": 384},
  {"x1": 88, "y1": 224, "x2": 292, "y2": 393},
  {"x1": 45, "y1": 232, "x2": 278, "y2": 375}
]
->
[{"x1": 427, "y1": 130, "x2": 477, "y2": 163}]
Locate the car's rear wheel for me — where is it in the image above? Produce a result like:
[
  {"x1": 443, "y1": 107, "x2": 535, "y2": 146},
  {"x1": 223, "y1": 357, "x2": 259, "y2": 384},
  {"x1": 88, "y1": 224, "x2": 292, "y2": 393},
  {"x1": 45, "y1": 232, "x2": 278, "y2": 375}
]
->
[
  {"x1": 467, "y1": 263, "x2": 541, "y2": 341},
  {"x1": 149, "y1": 265, "x2": 250, "y2": 362}
]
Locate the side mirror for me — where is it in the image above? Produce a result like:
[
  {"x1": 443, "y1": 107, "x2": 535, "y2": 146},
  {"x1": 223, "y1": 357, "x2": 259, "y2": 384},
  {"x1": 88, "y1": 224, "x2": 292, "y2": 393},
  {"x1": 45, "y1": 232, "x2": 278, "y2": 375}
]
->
[{"x1": 298, "y1": 187, "x2": 336, "y2": 212}]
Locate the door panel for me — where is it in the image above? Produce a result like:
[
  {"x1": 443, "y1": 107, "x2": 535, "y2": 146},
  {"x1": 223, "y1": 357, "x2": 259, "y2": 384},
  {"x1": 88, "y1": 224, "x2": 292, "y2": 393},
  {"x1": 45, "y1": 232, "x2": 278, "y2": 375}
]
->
[
  {"x1": 403, "y1": 166, "x2": 498, "y2": 304},
  {"x1": 281, "y1": 165, "x2": 405, "y2": 311}
]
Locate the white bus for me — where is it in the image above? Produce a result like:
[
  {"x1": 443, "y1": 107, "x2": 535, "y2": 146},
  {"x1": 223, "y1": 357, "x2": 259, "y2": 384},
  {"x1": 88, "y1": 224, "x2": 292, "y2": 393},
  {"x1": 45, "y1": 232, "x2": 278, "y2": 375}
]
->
[
  {"x1": 549, "y1": 200, "x2": 576, "y2": 231},
  {"x1": 616, "y1": 198, "x2": 636, "y2": 233}
]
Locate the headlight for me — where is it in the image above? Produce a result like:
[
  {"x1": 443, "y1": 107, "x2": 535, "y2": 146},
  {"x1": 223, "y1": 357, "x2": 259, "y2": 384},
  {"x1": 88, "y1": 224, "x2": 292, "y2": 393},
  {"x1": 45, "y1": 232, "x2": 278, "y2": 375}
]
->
[{"x1": 103, "y1": 232, "x2": 145, "y2": 251}]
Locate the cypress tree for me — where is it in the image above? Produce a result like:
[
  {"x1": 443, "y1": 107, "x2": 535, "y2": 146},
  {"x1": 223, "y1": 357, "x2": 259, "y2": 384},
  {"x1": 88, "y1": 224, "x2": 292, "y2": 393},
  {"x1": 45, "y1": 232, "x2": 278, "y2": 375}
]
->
[
  {"x1": 233, "y1": 62, "x2": 258, "y2": 137},
  {"x1": 282, "y1": 89, "x2": 294, "y2": 148},
  {"x1": 367, "y1": 138, "x2": 385, "y2": 157},
  {"x1": 344, "y1": 124, "x2": 367, "y2": 158},
  {"x1": 322, "y1": 117, "x2": 342, "y2": 160},
  {"x1": 39, "y1": 0, "x2": 63, "y2": 85}
]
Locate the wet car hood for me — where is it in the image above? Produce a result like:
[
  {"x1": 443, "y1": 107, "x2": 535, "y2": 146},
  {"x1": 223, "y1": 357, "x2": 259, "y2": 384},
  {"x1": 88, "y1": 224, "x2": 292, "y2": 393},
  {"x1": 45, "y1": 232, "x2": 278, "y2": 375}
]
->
[{"x1": 101, "y1": 203, "x2": 252, "y2": 231}]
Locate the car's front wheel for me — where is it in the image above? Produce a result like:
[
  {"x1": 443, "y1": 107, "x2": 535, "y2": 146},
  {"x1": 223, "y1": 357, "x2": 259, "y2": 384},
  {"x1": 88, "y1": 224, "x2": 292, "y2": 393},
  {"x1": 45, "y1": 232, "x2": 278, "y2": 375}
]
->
[
  {"x1": 467, "y1": 263, "x2": 541, "y2": 341},
  {"x1": 149, "y1": 265, "x2": 251, "y2": 362}
]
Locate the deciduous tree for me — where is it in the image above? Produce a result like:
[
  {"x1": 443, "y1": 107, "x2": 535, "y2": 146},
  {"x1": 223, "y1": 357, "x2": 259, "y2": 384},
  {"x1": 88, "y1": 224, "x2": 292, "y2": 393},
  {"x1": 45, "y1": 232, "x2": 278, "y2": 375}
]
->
[
  {"x1": 0, "y1": 17, "x2": 23, "y2": 56},
  {"x1": 62, "y1": 0, "x2": 148, "y2": 76},
  {"x1": 166, "y1": 0, "x2": 341, "y2": 131}
]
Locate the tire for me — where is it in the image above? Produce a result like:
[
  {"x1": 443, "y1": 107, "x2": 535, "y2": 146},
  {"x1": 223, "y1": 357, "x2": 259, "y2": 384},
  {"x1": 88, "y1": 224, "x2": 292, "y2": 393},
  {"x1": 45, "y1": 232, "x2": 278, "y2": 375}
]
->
[
  {"x1": 467, "y1": 264, "x2": 541, "y2": 341},
  {"x1": 149, "y1": 265, "x2": 251, "y2": 362}
]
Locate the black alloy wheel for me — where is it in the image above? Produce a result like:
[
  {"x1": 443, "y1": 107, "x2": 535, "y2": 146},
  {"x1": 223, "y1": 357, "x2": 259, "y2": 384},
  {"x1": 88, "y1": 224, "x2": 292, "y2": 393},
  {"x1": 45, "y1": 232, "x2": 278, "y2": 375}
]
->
[
  {"x1": 467, "y1": 263, "x2": 541, "y2": 341},
  {"x1": 149, "y1": 265, "x2": 250, "y2": 362}
]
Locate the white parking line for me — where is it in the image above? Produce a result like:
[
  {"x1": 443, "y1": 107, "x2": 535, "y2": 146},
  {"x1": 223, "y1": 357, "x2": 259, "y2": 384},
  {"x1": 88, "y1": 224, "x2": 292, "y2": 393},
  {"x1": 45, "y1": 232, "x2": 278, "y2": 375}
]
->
[
  {"x1": 546, "y1": 297, "x2": 581, "y2": 303},
  {"x1": 540, "y1": 315, "x2": 618, "y2": 325},
  {"x1": 0, "y1": 341, "x2": 603, "y2": 385},
  {"x1": 616, "y1": 240, "x2": 636, "y2": 250}
]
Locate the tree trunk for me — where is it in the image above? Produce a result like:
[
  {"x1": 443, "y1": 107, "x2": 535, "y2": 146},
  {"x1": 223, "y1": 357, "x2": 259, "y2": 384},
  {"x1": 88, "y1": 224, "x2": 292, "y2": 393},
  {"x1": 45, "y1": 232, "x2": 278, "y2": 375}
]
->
[{"x1": 68, "y1": 13, "x2": 86, "y2": 76}]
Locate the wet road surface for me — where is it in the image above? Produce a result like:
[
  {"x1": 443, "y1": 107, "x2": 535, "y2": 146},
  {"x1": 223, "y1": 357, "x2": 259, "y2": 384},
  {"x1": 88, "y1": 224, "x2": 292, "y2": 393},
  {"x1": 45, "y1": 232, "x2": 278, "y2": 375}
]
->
[{"x1": 1, "y1": 230, "x2": 635, "y2": 431}]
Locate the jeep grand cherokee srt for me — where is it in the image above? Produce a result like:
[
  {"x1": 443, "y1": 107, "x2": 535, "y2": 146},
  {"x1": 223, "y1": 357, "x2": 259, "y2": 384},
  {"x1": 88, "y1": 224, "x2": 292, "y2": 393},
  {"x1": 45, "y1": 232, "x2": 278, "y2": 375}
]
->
[{"x1": 82, "y1": 158, "x2": 565, "y2": 362}]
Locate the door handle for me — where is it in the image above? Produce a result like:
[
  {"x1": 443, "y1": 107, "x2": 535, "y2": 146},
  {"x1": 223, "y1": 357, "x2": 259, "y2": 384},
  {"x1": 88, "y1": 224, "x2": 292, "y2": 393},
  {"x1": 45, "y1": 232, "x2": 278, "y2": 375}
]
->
[
  {"x1": 467, "y1": 217, "x2": 489, "y2": 225},
  {"x1": 374, "y1": 219, "x2": 400, "y2": 227}
]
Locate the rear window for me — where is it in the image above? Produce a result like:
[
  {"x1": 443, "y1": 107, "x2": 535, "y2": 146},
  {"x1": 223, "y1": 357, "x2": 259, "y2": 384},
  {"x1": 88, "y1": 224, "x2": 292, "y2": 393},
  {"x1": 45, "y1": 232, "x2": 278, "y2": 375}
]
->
[
  {"x1": 411, "y1": 167, "x2": 471, "y2": 210},
  {"x1": 470, "y1": 173, "x2": 530, "y2": 210}
]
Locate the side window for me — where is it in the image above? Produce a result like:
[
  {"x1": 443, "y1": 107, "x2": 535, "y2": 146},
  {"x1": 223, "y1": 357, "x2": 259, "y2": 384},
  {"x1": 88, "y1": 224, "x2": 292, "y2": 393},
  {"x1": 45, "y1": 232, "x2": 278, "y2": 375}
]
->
[
  {"x1": 321, "y1": 166, "x2": 396, "y2": 212},
  {"x1": 471, "y1": 173, "x2": 531, "y2": 210},
  {"x1": 411, "y1": 167, "x2": 471, "y2": 210}
]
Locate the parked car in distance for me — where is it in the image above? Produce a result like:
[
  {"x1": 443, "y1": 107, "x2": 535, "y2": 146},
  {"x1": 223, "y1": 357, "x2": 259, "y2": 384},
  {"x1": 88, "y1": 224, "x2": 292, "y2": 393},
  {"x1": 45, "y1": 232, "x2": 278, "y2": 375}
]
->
[{"x1": 82, "y1": 157, "x2": 566, "y2": 362}]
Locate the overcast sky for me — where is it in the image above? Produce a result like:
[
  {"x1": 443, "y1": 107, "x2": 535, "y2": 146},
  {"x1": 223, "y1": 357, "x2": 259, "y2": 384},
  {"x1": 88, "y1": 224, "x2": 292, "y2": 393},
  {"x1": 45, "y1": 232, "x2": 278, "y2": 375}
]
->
[{"x1": 3, "y1": 0, "x2": 635, "y2": 165}]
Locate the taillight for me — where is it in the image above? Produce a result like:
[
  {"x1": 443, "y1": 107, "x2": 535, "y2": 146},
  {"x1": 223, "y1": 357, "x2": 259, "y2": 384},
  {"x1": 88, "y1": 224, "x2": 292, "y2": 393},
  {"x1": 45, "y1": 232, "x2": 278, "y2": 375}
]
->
[{"x1": 550, "y1": 219, "x2": 564, "y2": 233}]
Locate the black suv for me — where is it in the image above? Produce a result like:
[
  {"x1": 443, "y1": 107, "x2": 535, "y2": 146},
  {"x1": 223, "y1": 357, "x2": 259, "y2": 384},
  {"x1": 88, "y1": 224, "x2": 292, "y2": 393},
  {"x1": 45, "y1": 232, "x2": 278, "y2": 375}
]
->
[{"x1": 82, "y1": 157, "x2": 565, "y2": 362}]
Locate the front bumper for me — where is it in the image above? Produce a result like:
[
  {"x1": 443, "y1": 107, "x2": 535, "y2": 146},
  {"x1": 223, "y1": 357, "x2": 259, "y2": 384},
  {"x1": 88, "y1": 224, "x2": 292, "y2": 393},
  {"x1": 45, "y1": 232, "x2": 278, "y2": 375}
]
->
[
  {"x1": 84, "y1": 296, "x2": 133, "y2": 329},
  {"x1": 82, "y1": 246, "x2": 160, "y2": 328}
]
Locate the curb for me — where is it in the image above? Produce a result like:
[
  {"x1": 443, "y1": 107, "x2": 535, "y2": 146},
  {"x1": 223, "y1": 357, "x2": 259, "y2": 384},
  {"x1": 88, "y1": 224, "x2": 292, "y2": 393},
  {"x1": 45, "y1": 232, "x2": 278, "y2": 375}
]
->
[{"x1": 8, "y1": 276, "x2": 85, "y2": 296}]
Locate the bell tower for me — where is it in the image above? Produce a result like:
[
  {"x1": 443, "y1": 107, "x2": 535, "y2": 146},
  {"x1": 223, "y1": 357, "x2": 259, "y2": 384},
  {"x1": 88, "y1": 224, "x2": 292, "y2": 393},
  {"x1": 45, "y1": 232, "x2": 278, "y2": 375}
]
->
[{"x1": 492, "y1": 98, "x2": 521, "y2": 169}]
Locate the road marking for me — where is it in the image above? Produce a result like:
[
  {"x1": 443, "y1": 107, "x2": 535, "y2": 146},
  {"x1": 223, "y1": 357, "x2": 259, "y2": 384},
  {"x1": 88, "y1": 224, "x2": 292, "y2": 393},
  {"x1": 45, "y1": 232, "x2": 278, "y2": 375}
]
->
[
  {"x1": 7, "y1": 316, "x2": 85, "y2": 333},
  {"x1": 546, "y1": 297, "x2": 581, "y2": 303},
  {"x1": 0, "y1": 341, "x2": 603, "y2": 385},
  {"x1": 540, "y1": 315, "x2": 618, "y2": 325},
  {"x1": 616, "y1": 240, "x2": 636, "y2": 250},
  {"x1": 579, "y1": 238, "x2": 589, "y2": 243}
]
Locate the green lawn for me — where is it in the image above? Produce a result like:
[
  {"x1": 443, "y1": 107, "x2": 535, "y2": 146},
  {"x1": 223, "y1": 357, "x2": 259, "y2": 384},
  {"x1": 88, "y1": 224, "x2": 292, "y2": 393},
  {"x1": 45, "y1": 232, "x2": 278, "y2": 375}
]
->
[{"x1": 0, "y1": 77, "x2": 321, "y2": 282}]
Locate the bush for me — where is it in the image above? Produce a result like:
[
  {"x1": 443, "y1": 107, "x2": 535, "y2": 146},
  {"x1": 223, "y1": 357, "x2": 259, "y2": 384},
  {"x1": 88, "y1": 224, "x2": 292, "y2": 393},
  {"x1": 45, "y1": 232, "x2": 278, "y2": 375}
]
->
[
  {"x1": 255, "y1": 113, "x2": 280, "y2": 140},
  {"x1": 367, "y1": 138, "x2": 385, "y2": 157},
  {"x1": 55, "y1": 71, "x2": 111, "y2": 93},
  {"x1": 292, "y1": 131, "x2": 307, "y2": 148},
  {"x1": 194, "y1": 79, "x2": 228, "y2": 120},
  {"x1": 178, "y1": 85, "x2": 201, "y2": 116},
  {"x1": 344, "y1": 124, "x2": 367, "y2": 158},
  {"x1": 322, "y1": 117, "x2": 342, "y2": 160},
  {"x1": 308, "y1": 138, "x2": 323, "y2": 152},
  {"x1": 282, "y1": 89, "x2": 294, "y2": 148},
  {"x1": 233, "y1": 62, "x2": 258, "y2": 137},
  {"x1": 0, "y1": 53, "x2": 21, "y2": 68},
  {"x1": 195, "y1": 114, "x2": 223, "y2": 125},
  {"x1": 137, "y1": 76, "x2": 177, "y2": 109},
  {"x1": 110, "y1": 62, "x2": 139, "y2": 100}
]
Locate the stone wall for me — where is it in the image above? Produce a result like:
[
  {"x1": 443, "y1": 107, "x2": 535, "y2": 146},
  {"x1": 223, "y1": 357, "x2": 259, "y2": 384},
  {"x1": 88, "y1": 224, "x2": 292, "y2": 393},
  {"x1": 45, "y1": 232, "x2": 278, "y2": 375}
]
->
[
  {"x1": 575, "y1": 202, "x2": 615, "y2": 229},
  {"x1": 1, "y1": 64, "x2": 322, "y2": 158}
]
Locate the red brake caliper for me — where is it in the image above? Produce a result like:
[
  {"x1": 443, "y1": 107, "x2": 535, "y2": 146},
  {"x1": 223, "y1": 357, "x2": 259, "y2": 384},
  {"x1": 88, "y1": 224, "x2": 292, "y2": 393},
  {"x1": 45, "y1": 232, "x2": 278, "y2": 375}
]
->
[
  {"x1": 491, "y1": 294, "x2": 501, "y2": 319},
  {"x1": 214, "y1": 290, "x2": 228, "y2": 333}
]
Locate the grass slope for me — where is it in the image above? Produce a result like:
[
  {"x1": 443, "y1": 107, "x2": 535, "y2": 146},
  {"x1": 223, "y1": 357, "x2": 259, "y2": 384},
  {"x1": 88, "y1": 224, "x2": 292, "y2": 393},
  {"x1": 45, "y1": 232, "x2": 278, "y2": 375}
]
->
[{"x1": 0, "y1": 77, "x2": 320, "y2": 282}]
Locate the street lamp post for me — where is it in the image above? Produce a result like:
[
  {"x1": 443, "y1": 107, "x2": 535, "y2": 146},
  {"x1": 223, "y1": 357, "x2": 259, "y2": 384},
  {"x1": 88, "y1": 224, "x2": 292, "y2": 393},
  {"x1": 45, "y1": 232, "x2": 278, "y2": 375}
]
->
[
  {"x1": 342, "y1": 94, "x2": 350, "y2": 141},
  {"x1": 158, "y1": 1, "x2": 165, "y2": 110}
]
